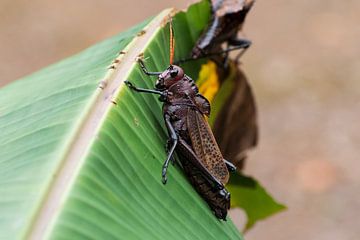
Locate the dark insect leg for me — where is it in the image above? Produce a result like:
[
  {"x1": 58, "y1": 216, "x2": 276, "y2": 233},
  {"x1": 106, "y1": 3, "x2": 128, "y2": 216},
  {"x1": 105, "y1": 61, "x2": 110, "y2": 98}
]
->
[
  {"x1": 165, "y1": 139, "x2": 176, "y2": 165},
  {"x1": 227, "y1": 38, "x2": 252, "y2": 63},
  {"x1": 162, "y1": 114, "x2": 178, "y2": 184},
  {"x1": 227, "y1": 38, "x2": 252, "y2": 49},
  {"x1": 124, "y1": 80, "x2": 164, "y2": 95},
  {"x1": 219, "y1": 188, "x2": 230, "y2": 200},
  {"x1": 175, "y1": 38, "x2": 251, "y2": 65},
  {"x1": 137, "y1": 58, "x2": 162, "y2": 76},
  {"x1": 224, "y1": 159, "x2": 236, "y2": 172},
  {"x1": 222, "y1": 42, "x2": 231, "y2": 69},
  {"x1": 178, "y1": 138, "x2": 224, "y2": 190}
]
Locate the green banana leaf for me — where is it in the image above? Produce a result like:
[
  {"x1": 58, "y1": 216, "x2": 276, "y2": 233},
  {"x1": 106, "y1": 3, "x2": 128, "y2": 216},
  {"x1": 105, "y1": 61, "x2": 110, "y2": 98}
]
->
[
  {"x1": 0, "y1": 1, "x2": 244, "y2": 239},
  {"x1": 227, "y1": 173, "x2": 286, "y2": 231}
]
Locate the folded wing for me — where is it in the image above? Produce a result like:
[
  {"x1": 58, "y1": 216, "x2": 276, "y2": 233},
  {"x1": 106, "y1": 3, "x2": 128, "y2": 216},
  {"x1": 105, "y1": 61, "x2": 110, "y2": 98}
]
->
[{"x1": 186, "y1": 108, "x2": 229, "y2": 184}]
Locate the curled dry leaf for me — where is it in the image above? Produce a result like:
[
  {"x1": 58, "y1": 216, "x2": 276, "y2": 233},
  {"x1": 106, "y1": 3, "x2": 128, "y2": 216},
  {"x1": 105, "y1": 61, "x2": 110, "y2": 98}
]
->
[{"x1": 213, "y1": 62, "x2": 258, "y2": 170}]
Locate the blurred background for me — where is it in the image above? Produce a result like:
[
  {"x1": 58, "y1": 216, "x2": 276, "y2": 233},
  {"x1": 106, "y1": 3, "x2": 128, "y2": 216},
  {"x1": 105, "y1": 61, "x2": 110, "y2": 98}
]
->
[{"x1": 0, "y1": 0, "x2": 359, "y2": 239}]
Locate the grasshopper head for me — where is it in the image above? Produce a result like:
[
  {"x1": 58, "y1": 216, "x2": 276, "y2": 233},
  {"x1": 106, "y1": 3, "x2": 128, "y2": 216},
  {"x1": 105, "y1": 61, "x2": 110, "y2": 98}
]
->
[{"x1": 155, "y1": 65, "x2": 184, "y2": 90}]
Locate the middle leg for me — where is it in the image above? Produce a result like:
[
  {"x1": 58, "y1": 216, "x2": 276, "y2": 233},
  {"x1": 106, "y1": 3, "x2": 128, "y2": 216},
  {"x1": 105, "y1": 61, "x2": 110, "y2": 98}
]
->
[{"x1": 162, "y1": 114, "x2": 179, "y2": 184}]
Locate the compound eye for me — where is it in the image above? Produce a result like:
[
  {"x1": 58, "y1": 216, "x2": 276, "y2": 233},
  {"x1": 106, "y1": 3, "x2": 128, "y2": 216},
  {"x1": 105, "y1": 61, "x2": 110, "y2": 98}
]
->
[{"x1": 170, "y1": 69, "x2": 178, "y2": 78}]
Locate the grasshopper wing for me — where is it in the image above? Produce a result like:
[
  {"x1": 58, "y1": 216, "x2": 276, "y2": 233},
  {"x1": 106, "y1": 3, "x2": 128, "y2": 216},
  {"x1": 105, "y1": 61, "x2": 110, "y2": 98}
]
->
[{"x1": 186, "y1": 108, "x2": 229, "y2": 184}]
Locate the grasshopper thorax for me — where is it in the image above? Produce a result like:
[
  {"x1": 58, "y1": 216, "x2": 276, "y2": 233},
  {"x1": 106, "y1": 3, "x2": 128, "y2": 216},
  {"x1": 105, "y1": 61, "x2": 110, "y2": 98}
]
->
[{"x1": 155, "y1": 65, "x2": 184, "y2": 90}]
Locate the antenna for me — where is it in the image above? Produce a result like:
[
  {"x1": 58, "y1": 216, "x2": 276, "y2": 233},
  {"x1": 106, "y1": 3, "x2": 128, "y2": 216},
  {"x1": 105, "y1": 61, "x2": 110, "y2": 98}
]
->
[{"x1": 169, "y1": 18, "x2": 175, "y2": 65}]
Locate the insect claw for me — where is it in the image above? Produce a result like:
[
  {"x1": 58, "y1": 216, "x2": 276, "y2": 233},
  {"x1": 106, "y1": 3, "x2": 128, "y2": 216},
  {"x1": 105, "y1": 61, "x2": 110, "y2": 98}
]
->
[
  {"x1": 219, "y1": 189, "x2": 230, "y2": 201},
  {"x1": 224, "y1": 159, "x2": 236, "y2": 172},
  {"x1": 228, "y1": 165, "x2": 236, "y2": 172},
  {"x1": 124, "y1": 80, "x2": 134, "y2": 89},
  {"x1": 135, "y1": 56, "x2": 149, "y2": 63},
  {"x1": 162, "y1": 167, "x2": 168, "y2": 184},
  {"x1": 162, "y1": 175, "x2": 167, "y2": 185}
]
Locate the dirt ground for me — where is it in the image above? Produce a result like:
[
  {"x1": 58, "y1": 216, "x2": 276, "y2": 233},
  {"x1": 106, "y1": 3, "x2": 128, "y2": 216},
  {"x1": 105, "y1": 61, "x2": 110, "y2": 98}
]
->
[{"x1": 1, "y1": 0, "x2": 359, "y2": 239}]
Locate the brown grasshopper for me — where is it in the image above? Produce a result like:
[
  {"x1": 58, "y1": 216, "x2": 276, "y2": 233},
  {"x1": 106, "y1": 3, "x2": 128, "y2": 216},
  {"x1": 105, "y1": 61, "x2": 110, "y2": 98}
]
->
[
  {"x1": 177, "y1": 0, "x2": 255, "y2": 66},
  {"x1": 192, "y1": 0, "x2": 254, "y2": 61},
  {"x1": 124, "y1": 20, "x2": 236, "y2": 220}
]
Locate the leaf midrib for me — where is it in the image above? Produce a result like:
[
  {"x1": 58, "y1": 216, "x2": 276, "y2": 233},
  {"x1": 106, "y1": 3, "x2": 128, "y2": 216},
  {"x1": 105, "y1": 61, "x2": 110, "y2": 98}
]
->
[{"x1": 25, "y1": 9, "x2": 175, "y2": 239}]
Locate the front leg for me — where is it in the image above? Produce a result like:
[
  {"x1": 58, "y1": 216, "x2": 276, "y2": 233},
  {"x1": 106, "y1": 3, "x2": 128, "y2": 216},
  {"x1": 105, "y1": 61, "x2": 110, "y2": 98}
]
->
[
  {"x1": 137, "y1": 58, "x2": 162, "y2": 76},
  {"x1": 125, "y1": 80, "x2": 164, "y2": 95}
]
